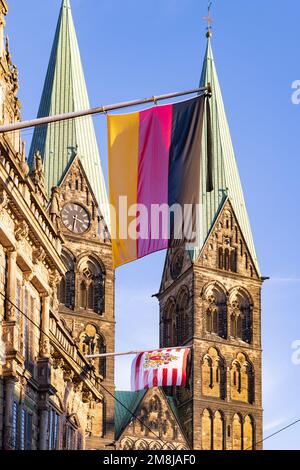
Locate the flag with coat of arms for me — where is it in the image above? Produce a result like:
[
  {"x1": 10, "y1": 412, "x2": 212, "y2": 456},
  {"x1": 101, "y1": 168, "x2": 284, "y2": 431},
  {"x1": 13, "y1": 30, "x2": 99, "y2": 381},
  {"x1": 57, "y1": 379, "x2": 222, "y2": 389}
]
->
[{"x1": 131, "y1": 347, "x2": 190, "y2": 392}]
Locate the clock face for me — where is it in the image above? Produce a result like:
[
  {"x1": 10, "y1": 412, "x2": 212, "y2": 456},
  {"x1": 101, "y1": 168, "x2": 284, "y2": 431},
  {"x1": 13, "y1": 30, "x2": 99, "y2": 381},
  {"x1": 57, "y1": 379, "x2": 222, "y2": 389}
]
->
[{"x1": 61, "y1": 203, "x2": 90, "y2": 234}]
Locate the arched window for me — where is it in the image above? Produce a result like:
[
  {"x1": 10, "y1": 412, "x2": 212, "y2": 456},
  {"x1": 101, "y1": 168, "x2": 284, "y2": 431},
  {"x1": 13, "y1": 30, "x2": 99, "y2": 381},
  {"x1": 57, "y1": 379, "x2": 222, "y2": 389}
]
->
[
  {"x1": 237, "y1": 315, "x2": 242, "y2": 339},
  {"x1": 59, "y1": 250, "x2": 75, "y2": 309},
  {"x1": 230, "y1": 314, "x2": 236, "y2": 337},
  {"x1": 88, "y1": 283, "x2": 94, "y2": 310},
  {"x1": 204, "y1": 284, "x2": 227, "y2": 339},
  {"x1": 120, "y1": 437, "x2": 134, "y2": 450},
  {"x1": 176, "y1": 289, "x2": 189, "y2": 345},
  {"x1": 218, "y1": 245, "x2": 237, "y2": 273},
  {"x1": 206, "y1": 310, "x2": 212, "y2": 333},
  {"x1": 80, "y1": 281, "x2": 87, "y2": 309},
  {"x1": 121, "y1": 438, "x2": 134, "y2": 450},
  {"x1": 232, "y1": 414, "x2": 243, "y2": 450},
  {"x1": 202, "y1": 348, "x2": 226, "y2": 400},
  {"x1": 135, "y1": 440, "x2": 149, "y2": 450},
  {"x1": 235, "y1": 226, "x2": 238, "y2": 243},
  {"x1": 244, "y1": 415, "x2": 255, "y2": 450},
  {"x1": 218, "y1": 248, "x2": 223, "y2": 269},
  {"x1": 79, "y1": 325, "x2": 106, "y2": 378},
  {"x1": 230, "y1": 249, "x2": 237, "y2": 272},
  {"x1": 162, "y1": 299, "x2": 176, "y2": 347},
  {"x1": 230, "y1": 290, "x2": 253, "y2": 343},
  {"x1": 202, "y1": 409, "x2": 213, "y2": 450},
  {"x1": 212, "y1": 309, "x2": 218, "y2": 334},
  {"x1": 59, "y1": 277, "x2": 66, "y2": 304},
  {"x1": 231, "y1": 353, "x2": 254, "y2": 404},
  {"x1": 77, "y1": 257, "x2": 105, "y2": 314},
  {"x1": 224, "y1": 249, "x2": 230, "y2": 270},
  {"x1": 213, "y1": 411, "x2": 225, "y2": 450}
]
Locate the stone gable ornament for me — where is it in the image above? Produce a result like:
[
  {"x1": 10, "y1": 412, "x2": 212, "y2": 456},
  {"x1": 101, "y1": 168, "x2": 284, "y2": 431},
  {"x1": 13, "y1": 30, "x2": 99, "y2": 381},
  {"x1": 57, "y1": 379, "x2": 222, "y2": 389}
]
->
[
  {"x1": 49, "y1": 187, "x2": 61, "y2": 227},
  {"x1": 30, "y1": 151, "x2": 46, "y2": 191},
  {"x1": 15, "y1": 219, "x2": 29, "y2": 241},
  {"x1": 32, "y1": 246, "x2": 46, "y2": 264},
  {"x1": 0, "y1": 188, "x2": 8, "y2": 213}
]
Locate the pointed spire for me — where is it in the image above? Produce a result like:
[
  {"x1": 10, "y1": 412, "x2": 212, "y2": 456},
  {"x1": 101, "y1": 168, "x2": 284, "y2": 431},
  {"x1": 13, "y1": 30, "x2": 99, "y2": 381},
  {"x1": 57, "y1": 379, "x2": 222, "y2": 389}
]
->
[
  {"x1": 194, "y1": 32, "x2": 260, "y2": 274},
  {"x1": 28, "y1": 0, "x2": 110, "y2": 227}
]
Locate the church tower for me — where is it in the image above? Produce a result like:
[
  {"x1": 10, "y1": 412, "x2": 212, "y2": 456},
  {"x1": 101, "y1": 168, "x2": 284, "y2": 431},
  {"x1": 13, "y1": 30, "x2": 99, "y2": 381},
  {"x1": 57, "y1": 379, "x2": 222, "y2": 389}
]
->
[
  {"x1": 158, "y1": 32, "x2": 263, "y2": 450},
  {"x1": 28, "y1": 0, "x2": 115, "y2": 449}
]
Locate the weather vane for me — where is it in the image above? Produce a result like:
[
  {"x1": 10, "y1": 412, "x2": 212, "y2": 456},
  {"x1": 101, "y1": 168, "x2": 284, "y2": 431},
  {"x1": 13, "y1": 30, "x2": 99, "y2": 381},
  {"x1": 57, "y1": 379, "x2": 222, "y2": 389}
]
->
[{"x1": 203, "y1": 1, "x2": 213, "y2": 37}]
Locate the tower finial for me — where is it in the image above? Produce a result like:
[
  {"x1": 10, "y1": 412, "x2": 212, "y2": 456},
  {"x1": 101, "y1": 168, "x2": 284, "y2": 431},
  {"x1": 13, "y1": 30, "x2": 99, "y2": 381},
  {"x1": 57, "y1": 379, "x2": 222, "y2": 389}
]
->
[{"x1": 203, "y1": 2, "x2": 213, "y2": 38}]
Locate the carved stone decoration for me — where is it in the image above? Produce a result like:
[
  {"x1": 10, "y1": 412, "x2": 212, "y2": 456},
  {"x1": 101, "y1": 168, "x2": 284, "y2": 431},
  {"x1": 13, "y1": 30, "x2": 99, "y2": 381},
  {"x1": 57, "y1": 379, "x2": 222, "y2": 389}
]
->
[
  {"x1": 49, "y1": 187, "x2": 61, "y2": 228},
  {"x1": 39, "y1": 337, "x2": 50, "y2": 358},
  {"x1": 73, "y1": 381, "x2": 83, "y2": 394},
  {"x1": 82, "y1": 390, "x2": 93, "y2": 404},
  {"x1": 19, "y1": 376, "x2": 28, "y2": 402},
  {"x1": 171, "y1": 249, "x2": 184, "y2": 280},
  {"x1": 30, "y1": 151, "x2": 46, "y2": 190},
  {"x1": 63, "y1": 369, "x2": 75, "y2": 383},
  {"x1": 32, "y1": 246, "x2": 46, "y2": 264},
  {"x1": 17, "y1": 142, "x2": 30, "y2": 176},
  {"x1": 15, "y1": 219, "x2": 29, "y2": 241},
  {"x1": 49, "y1": 269, "x2": 61, "y2": 290},
  {"x1": 0, "y1": 188, "x2": 8, "y2": 213},
  {"x1": 52, "y1": 357, "x2": 64, "y2": 370},
  {"x1": 49, "y1": 269, "x2": 61, "y2": 311}
]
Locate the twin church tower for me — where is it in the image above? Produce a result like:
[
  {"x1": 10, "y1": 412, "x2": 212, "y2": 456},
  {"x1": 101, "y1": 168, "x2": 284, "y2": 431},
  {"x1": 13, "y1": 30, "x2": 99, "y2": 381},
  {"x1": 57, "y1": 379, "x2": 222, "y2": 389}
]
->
[{"x1": 0, "y1": 0, "x2": 263, "y2": 450}]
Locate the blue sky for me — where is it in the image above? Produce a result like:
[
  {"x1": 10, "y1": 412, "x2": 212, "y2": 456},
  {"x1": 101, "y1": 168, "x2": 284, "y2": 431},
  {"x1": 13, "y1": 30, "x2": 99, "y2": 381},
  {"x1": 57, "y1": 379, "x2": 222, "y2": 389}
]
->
[{"x1": 6, "y1": 0, "x2": 300, "y2": 449}]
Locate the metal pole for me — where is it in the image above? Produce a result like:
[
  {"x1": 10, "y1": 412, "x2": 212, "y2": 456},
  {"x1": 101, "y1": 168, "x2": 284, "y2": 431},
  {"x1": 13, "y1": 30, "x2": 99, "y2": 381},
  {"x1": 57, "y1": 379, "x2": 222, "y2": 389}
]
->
[
  {"x1": 85, "y1": 345, "x2": 192, "y2": 359},
  {"x1": 0, "y1": 87, "x2": 208, "y2": 134}
]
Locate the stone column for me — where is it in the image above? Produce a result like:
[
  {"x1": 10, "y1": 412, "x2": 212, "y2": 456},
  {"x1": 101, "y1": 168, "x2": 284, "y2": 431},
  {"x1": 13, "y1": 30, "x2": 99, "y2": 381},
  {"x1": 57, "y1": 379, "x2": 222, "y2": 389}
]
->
[
  {"x1": 3, "y1": 377, "x2": 17, "y2": 450},
  {"x1": 6, "y1": 250, "x2": 17, "y2": 321},
  {"x1": 39, "y1": 407, "x2": 49, "y2": 450},
  {"x1": 40, "y1": 295, "x2": 50, "y2": 358}
]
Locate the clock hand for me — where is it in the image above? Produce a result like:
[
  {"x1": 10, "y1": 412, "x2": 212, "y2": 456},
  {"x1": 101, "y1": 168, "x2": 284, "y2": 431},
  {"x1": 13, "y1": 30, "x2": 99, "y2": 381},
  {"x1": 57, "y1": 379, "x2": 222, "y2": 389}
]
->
[{"x1": 73, "y1": 215, "x2": 77, "y2": 231}]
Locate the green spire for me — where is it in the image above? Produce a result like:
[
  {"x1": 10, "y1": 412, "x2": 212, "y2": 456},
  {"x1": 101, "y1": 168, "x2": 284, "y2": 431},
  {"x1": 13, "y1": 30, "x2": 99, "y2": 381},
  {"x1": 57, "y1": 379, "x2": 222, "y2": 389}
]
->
[
  {"x1": 195, "y1": 35, "x2": 260, "y2": 274},
  {"x1": 28, "y1": 0, "x2": 110, "y2": 227}
]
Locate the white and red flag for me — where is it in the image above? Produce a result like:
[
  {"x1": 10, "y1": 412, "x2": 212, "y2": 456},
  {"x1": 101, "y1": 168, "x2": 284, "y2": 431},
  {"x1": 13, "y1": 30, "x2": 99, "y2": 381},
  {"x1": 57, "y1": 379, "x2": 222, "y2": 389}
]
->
[{"x1": 131, "y1": 347, "x2": 190, "y2": 392}]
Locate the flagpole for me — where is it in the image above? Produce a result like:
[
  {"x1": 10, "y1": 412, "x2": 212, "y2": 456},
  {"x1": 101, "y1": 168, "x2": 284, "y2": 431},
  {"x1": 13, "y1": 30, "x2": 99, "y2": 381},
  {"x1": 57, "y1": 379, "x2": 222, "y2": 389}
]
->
[
  {"x1": 85, "y1": 345, "x2": 192, "y2": 359},
  {"x1": 0, "y1": 86, "x2": 210, "y2": 134}
]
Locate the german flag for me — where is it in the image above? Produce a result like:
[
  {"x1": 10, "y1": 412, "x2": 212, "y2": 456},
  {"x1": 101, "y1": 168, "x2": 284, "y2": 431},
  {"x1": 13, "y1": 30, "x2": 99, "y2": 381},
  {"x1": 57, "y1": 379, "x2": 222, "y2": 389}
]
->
[{"x1": 107, "y1": 94, "x2": 212, "y2": 268}]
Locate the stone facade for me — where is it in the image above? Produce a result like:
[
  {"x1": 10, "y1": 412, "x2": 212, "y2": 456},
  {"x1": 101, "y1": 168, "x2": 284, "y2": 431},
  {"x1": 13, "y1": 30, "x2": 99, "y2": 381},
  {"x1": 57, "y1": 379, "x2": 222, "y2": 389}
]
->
[
  {"x1": 116, "y1": 388, "x2": 189, "y2": 451},
  {"x1": 158, "y1": 200, "x2": 263, "y2": 450},
  {"x1": 0, "y1": 2, "x2": 114, "y2": 450}
]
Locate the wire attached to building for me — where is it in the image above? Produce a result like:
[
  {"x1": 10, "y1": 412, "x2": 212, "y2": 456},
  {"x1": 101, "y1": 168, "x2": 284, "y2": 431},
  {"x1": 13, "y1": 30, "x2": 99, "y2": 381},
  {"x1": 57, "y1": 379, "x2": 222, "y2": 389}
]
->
[{"x1": 0, "y1": 291, "x2": 185, "y2": 450}]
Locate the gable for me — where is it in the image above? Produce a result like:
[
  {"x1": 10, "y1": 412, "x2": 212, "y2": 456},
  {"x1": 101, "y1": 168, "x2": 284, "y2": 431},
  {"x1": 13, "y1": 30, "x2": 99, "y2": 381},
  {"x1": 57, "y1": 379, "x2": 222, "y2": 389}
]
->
[
  {"x1": 59, "y1": 154, "x2": 99, "y2": 208},
  {"x1": 116, "y1": 388, "x2": 188, "y2": 448},
  {"x1": 197, "y1": 199, "x2": 260, "y2": 280},
  {"x1": 52, "y1": 154, "x2": 109, "y2": 240}
]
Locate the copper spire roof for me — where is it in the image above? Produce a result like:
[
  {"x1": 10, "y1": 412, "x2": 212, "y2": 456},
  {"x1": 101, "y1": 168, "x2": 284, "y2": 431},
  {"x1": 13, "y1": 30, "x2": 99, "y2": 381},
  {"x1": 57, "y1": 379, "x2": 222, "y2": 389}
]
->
[{"x1": 28, "y1": 0, "x2": 110, "y2": 226}]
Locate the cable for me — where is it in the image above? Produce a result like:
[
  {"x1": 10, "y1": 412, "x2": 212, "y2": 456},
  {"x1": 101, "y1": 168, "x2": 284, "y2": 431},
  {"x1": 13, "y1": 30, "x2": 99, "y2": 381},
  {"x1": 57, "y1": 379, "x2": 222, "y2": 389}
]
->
[
  {"x1": 0, "y1": 290, "x2": 181, "y2": 450},
  {"x1": 3, "y1": 290, "x2": 300, "y2": 451},
  {"x1": 245, "y1": 418, "x2": 300, "y2": 450}
]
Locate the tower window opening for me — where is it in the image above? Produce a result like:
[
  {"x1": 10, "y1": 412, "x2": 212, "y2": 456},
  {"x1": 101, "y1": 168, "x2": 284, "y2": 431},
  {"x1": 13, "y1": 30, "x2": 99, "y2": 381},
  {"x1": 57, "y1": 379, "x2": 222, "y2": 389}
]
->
[
  {"x1": 218, "y1": 248, "x2": 223, "y2": 269},
  {"x1": 224, "y1": 249, "x2": 230, "y2": 270}
]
